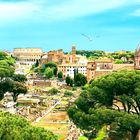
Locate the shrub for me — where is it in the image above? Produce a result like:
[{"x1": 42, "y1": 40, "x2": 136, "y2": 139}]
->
[
  {"x1": 72, "y1": 87, "x2": 77, "y2": 91},
  {"x1": 64, "y1": 90, "x2": 73, "y2": 96},
  {"x1": 49, "y1": 88, "x2": 59, "y2": 95}
]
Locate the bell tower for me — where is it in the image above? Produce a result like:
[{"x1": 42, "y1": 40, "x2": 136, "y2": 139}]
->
[
  {"x1": 72, "y1": 45, "x2": 76, "y2": 63},
  {"x1": 134, "y1": 44, "x2": 140, "y2": 70}
]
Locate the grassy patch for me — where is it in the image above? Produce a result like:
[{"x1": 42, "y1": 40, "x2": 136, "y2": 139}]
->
[
  {"x1": 57, "y1": 134, "x2": 65, "y2": 140},
  {"x1": 78, "y1": 136, "x2": 87, "y2": 140},
  {"x1": 32, "y1": 112, "x2": 69, "y2": 137},
  {"x1": 95, "y1": 126, "x2": 107, "y2": 140}
]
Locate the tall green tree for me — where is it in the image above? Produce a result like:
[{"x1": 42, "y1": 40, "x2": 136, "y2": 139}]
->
[
  {"x1": 68, "y1": 70, "x2": 140, "y2": 139},
  {"x1": 74, "y1": 73, "x2": 87, "y2": 86},
  {"x1": 39, "y1": 62, "x2": 58, "y2": 76},
  {"x1": 0, "y1": 51, "x2": 16, "y2": 100},
  {"x1": 53, "y1": 67, "x2": 58, "y2": 76},
  {"x1": 66, "y1": 76, "x2": 71, "y2": 86},
  {"x1": 65, "y1": 76, "x2": 74, "y2": 87},
  {"x1": 58, "y1": 71, "x2": 63, "y2": 79},
  {"x1": 0, "y1": 79, "x2": 13, "y2": 100},
  {"x1": 45, "y1": 62, "x2": 58, "y2": 76},
  {"x1": 10, "y1": 81, "x2": 27, "y2": 102},
  {"x1": 0, "y1": 52, "x2": 28, "y2": 103},
  {"x1": 44, "y1": 67, "x2": 53, "y2": 79},
  {"x1": 70, "y1": 78, "x2": 74, "y2": 87}
]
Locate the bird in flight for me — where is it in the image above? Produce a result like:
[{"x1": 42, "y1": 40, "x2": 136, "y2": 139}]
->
[
  {"x1": 81, "y1": 34, "x2": 92, "y2": 41},
  {"x1": 81, "y1": 34, "x2": 100, "y2": 41}
]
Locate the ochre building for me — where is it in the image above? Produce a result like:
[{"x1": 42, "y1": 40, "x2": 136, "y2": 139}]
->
[{"x1": 42, "y1": 45, "x2": 87, "y2": 65}]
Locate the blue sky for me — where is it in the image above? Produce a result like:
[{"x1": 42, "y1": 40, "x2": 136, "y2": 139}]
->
[{"x1": 0, "y1": 0, "x2": 140, "y2": 52}]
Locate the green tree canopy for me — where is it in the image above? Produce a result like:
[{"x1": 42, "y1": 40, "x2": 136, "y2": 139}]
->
[
  {"x1": 35, "y1": 59, "x2": 39, "y2": 67},
  {"x1": 0, "y1": 78, "x2": 27, "y2": 102},
  {"x1": 45, "y1": 62, "x2": 58, "y2": 76},
  {"x1": 0, "y1": 52, "x2": 15, "y2": 79},
  {"x1": 12, "y1": 74, "x2": 27, "y2": 83},
  {"x1": 76, "y1": 50, "x2": 105, "y2": 59},
  {"x1": 49, "y1": 88, "x2": 59, "y2": 95},
  {"x1": 76, "y1": 50, "x2": 134, "y2": 63},
  {"x1": 70, "y1": 78, "x2": 74, "y2": 87},
  {"x1": 0, "y1": 79, "x2": 13, "y2": 100},
  {"x1": 66, "y1": 76, "x2": 74, "y2": 87},
  {"x1": 53, "y1": 67, "x2": 58, "y2": 76},
  {"x1": 0, "y1": 52, "x2": 7, "y2": 59},
  {"x1": 0, "y1": 67, "x2": 14, "y2": 79},
  {"x1": 35, "y1": 62, "x2": 58, "y2": 76},
  {"x1": 58, "y1": 71, "x2": 63, "y2": 79},
  {"x1": 0, "y1": 111, "x2": 57, "y2": 140},
  {"x1": 66, "y1": 76, "x2": 71, "y2": 86},
  {"x1": 64, "y1": 90, "x2": 73, "y2": 97},
  {"x1": 68, "y1": 70, "x2": 140, "y2": 139},
  {"x1": 74, "y1": 73, "x2": 87, "y2": 86},
  {"x1": 10, "y1": 81, "x2": 27, "y2": 102},
  {"x1": 115, "y1": 59, "x2": 123, "y2": 64},
  {"x1": 45, "y1": 62, "x2": 57, "y2": 68},
  {"x1": 0, "y1": 51, "x2": 27, "y2": 102},
  {"x1": 44, "y1": 67, "x2": 53, "y2": 79}
]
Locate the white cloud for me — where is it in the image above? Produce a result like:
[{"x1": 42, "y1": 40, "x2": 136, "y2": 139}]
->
[
  {"x1": 44, "y1": 0, "x2": 128, "y2": 20},
  {"x1": 130, "y1": 9, "x2": 140, "y2": 17},
  {"x1": 0, "y1": 1, "x2": 39, "y2": 21},
  {"x1": 0, "y1": 0, "x2": 140, "y2": 24}
]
